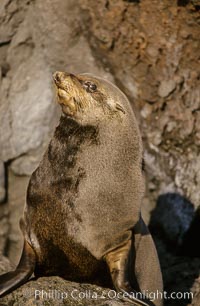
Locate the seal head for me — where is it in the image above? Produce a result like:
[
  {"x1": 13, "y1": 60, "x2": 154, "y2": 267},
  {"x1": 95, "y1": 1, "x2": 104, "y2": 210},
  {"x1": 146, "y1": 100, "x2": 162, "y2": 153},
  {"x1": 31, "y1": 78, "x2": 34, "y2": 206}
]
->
[{"x1": 53, "y1": 71, "x2": 126, "y2": 124}]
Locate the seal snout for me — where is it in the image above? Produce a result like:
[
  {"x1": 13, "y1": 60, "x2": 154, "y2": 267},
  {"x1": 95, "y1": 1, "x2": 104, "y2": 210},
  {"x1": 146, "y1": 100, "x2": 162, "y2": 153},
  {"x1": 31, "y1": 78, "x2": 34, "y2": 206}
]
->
[
  {"x1": 53, "y1": 71, "x2": 75, "y2": 87},
  {"x1": 53, "y1": 71, "x2": 61, "y2": 84},
  {"x1": 53, "y1": 71, "x2": 65, "y2": 86},
  {"x1": 53, "y1": 71, "x2": 77, "y2": 115}
]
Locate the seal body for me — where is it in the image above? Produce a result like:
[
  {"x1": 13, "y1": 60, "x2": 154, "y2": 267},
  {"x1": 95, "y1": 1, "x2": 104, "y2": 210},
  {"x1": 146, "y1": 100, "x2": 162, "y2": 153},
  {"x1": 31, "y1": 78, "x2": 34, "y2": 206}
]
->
[
  {"x1": 26, "y1": 73, "x2": 143, "y2": 278},
  {"x1": 0, "y1": 72, "x2": 163, "y2": 305}
]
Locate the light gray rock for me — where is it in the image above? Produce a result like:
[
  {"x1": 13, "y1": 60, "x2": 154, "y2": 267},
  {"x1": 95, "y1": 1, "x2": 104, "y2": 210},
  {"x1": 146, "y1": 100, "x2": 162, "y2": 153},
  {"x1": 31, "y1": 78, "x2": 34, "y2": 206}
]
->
[
  {"x1": 10, "y1": 150, "x2": 45, "y2": 176},
  {"x1": 0, "y1": 161, "x2": 5, "y2": 203},
  {"x1": 6, "y1": 169, "x2": 30, "y2": 265},
  {"x1": 158, "y1": 80, "x2": 176, "y2": 98},
  {"x1": 1, "y1": 57, "x2": 58, "y2": 161}
]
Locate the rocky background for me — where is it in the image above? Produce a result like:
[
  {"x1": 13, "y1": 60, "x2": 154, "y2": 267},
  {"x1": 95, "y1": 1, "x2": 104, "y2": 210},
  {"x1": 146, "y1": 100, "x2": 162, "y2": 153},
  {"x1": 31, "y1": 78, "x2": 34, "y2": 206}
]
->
[{"x1": 0, "y1": 0, "x2": 200, "y2": 305}]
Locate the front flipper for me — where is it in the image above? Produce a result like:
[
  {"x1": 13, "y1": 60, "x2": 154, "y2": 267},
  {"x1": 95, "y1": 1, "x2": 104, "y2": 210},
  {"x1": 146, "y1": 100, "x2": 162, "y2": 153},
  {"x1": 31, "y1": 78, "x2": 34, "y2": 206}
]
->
[
  {"x1": 0, "y1": 240, "x2": 36, "y2": 297},
  {"x1": 105, "y1": 240, "x2": 154, "y2": 306}
]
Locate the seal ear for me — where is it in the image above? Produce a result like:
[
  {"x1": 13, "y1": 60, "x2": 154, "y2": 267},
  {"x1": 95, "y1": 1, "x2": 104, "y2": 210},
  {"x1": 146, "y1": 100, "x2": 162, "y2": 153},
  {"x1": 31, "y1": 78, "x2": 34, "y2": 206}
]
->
[{"x1": 116, "y1": 103, "x2": 125, "y2": 114}]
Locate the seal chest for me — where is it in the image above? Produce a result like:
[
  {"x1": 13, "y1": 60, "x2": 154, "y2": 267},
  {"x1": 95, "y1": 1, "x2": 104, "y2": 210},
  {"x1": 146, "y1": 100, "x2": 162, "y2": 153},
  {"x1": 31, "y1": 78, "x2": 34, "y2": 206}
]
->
[{"x1": 0, "y1": 72, "x2": 163, "y2": 306}]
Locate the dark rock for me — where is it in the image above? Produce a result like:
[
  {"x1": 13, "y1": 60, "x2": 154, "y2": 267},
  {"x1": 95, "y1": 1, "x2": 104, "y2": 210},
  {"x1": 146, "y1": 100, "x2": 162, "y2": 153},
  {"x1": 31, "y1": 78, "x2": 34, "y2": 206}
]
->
[{"x1": 150, "y1": 193, "x2": 194, "y2": 246}]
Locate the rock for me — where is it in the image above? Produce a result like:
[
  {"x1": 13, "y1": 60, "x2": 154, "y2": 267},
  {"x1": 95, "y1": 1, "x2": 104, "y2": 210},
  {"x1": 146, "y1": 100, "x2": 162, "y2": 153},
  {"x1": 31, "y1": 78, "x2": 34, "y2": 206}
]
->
[
  {"x1": 191, "y1": 276, "x2": 200, "y2": 306},
  {"x1": 165, "y1": 121, "x2": 177, "y2": 133},
  {"x1": 146, "y1": 44, "x2": 159, "y2": 58},
  {"x1": 140, "y1": 84, "x2": 158, "y2": 103},
  {"x1": 195, "y1": 112, "x2": 200, "y2": 146},
  {"x1": 5, "y1": 169, "x2": 30, "y2": 265},
  {"x1": 140, "y1": 104, "x2": 152, "y2": 119},
  {"x1": 0, "y1": 162, "x2": 9, "y2": 253},
  {"x1": 0, "y1": 0, "x2": 29, "y2": 43},
  {"x1": 0, "y1": 206, "x2": 9, "y2": 254},
  {"x1": 175, "y1": 154, "x2": 200, "y2": 210},
  {"x1": 158, "y1": 80, "x2": 176, "y2": 98},
  {"x1": 150, "y1": 193, "x2": 194, "y2": 246},
  {"x1": 0, "y1": 161, "x2": 5, "y2": 203},
  {"x1": 10, "y1": 143, "x2": 52, "y2": 176},
  {"x1": 161, "y1": 255, "x2": 200, "y2": 306},
  {"x1": 0, "y1": 255, "x2": 12, "y2": 274},
  {"x1": 180, "y1": 207, "x2": 200, "y2": 257},
  {"x1": 148, "y1": 130, "x2": 162, "y2": 146},
  {"x1": 0, "y1": 276, "x2": 130, "y2": 306},
  {"x1": 0, "y1": 57, "x2": 59, "y2": 161}
]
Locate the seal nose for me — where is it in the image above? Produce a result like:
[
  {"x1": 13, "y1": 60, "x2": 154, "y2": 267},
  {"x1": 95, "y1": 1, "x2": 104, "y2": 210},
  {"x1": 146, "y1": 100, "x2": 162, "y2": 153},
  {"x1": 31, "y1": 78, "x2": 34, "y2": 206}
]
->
[
  {"x1": 53, "y1": 71, "x2": 76, "y2": 86},
  {"x1": 53, "y1": 71, "x2": 62, "y2": 84}
]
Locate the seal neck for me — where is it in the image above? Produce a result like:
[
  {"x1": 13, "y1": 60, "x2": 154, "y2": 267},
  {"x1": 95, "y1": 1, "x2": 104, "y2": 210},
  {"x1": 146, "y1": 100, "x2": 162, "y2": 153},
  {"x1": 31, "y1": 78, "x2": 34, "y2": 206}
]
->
[{"x1": 53, "y1": 115, "x2": 99, "y2": 146}]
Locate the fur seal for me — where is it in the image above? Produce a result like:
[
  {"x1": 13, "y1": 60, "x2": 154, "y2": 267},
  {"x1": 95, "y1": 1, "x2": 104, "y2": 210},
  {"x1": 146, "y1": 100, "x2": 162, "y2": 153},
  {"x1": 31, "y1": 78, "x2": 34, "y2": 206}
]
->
[{"x1": 0, "y1": 72, "x2": 163, "y2": 305}]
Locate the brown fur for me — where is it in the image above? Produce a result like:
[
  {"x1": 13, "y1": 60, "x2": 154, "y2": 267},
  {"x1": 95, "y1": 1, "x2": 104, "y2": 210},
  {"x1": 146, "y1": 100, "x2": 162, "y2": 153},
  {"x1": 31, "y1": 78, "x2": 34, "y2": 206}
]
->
[{"x1": 0, "y1": 72, "x2": 163, "y2": 305}]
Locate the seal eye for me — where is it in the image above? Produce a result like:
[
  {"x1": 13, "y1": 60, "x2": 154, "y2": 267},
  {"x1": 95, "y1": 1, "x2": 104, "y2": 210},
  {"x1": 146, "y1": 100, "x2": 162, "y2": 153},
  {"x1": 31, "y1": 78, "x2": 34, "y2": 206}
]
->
[{"x1": 83, "y1": 81, "x2": 97, "y2": 93}]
